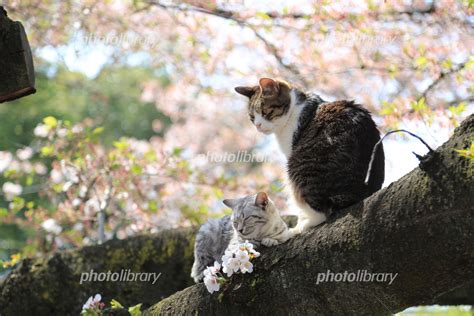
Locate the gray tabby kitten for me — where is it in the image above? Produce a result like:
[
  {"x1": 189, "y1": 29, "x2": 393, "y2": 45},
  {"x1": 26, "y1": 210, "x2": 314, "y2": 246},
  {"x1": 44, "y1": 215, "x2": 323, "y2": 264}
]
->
[
  {"x1": 191, "y1": 192, "x2": 290, "y2": 283},
  {"x1": 235, "y1": 78, "x2": 385, "y2": 236}
]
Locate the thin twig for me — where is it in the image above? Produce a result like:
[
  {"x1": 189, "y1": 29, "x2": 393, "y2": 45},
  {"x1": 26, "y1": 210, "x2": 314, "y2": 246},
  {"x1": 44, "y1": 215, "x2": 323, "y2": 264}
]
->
[
  {"x1": 365, "y1": 129, "x2": 434, "y2": 184},
  {"x1": 419, "y1": 62, "x2": 468, "y2": 100},
  {"x1": 144, "y1": 0, "x2": 309, "y2": 87}
]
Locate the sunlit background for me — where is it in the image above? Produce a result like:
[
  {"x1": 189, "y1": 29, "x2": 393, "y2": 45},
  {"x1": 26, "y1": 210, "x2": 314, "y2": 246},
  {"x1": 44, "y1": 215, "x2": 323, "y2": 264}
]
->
[{"x1": 0, "y1": 0, "x2": 473, "y2": 313}]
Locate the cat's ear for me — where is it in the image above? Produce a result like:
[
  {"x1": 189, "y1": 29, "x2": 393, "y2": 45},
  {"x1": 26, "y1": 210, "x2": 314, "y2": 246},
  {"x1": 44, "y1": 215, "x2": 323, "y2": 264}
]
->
[
  {"x1": 234, "y1": 86, "x2": 256, "y2": 98},
  {"x1": 259, "y1": 78, "x2": 279, "y2": 98},
  {"x1": 223, "y1": 198, "x2": 238, "y2": 209},
  {"x1": 255, "y1": 192, "x2": 269, "y2": 210}
]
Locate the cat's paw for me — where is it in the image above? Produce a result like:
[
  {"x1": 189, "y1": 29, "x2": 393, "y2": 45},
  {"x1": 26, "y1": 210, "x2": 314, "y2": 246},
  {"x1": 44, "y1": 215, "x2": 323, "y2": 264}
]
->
[
  {"x1": 288, "y1": 226, "x2": 302, "y2": 237},
  {"x1": 261, "y1": 238, "x2": 279, "y2": 247}
]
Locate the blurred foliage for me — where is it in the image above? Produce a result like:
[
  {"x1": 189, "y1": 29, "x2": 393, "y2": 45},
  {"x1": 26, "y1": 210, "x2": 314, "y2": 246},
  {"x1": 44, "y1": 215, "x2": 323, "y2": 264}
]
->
[
  {"x1": 0, "y1": 5, "x2": 472, "y2": 312},
  {"x1": 0, "y1": 62, "x2": 171, "y2": 148}
]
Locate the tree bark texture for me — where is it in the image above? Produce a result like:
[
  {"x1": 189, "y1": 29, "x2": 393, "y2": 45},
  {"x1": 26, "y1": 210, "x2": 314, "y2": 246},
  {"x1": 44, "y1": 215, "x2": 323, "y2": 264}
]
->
[
  {"x1": 145, "y1": 114, "x2": 474, "y2": 315},
  {"x1": 0, "y1": 115, "x2": 473, "y2": 316}
]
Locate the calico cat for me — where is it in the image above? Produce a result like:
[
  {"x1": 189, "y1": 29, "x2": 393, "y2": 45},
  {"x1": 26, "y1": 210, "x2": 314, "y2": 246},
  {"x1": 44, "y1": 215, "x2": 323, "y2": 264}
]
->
[
  {"x1": 235, "y1": 78, "x2": 385, "y2": 235},
  {"x1": 191, "y1": 192, "x2": 290, "y2": 283}
]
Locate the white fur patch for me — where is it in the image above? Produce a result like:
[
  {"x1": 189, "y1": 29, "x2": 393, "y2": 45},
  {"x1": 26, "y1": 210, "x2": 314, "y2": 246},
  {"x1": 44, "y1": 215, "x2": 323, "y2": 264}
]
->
[
  {"x1": 290, "y1": 202, "x2": 326, "y2": 235},
  {"x1": 272, "y1": 89, "x2": 305, "y2": 159}
]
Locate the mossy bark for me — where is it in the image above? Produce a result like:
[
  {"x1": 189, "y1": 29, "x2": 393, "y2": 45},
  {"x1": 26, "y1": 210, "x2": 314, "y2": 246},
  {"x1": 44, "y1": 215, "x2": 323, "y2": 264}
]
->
[
  {"x1": 0, "y1": 116, "x2": 473, "y2": 315},
  {"x1": 145, "y1": 114, "x2": 474, "y2": 315},
  {"x1": 0, "y1": 228, "x2": 197, "y2": 315}
]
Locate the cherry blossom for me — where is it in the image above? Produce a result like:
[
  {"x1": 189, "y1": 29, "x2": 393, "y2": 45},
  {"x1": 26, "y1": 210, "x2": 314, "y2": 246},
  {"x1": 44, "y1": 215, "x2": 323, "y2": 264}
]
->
[
  {"x1": 2, "y1": 182, "x2": 22, "y2": 201},
  {"x1": 33, "y1": 124, "x2": 50, "y2": 138},
  {"x1": 82, "y1": 293, "x2": 103, "y2": 311}
]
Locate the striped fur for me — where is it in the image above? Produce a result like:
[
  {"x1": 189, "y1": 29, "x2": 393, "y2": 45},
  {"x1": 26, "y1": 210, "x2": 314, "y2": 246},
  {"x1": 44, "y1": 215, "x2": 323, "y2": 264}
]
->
[{"x1": 191, "y1": 192, "x2": 290, "y2": 283}]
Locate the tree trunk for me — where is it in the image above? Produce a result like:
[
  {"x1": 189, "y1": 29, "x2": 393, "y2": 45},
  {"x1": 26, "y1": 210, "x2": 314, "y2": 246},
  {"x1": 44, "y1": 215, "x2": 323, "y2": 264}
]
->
[
  {"x1": 145, "y1": 114, "x2": 474, "y2": 315},
  {"x1": 0, "y1": 6, "x2": 36, "y2": 103},
  {"x1": 0, "y1": 115, "x2": 472, "y2": 316},
  {"x1": 0, "y1": 228, "x2": 198, "y2": 315}
]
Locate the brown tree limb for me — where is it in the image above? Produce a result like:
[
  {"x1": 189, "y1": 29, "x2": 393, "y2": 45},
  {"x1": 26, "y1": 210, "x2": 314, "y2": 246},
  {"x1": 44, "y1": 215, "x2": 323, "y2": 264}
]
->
[
  {"x1": 0, "y1": 116, "x2": 472, "y2": 315},
  {"x1": 419, "y1": 62, "x2": 469, "y2": 101},
  {"x1": 0, "y1": 228, "x2": 198, "y2": 315},
  {"x1": 144, "y1": 0, "x2": 310, "y2": 87},
  {"x1": 145, "y1": 114, "x2": 474, "y2": 315}
]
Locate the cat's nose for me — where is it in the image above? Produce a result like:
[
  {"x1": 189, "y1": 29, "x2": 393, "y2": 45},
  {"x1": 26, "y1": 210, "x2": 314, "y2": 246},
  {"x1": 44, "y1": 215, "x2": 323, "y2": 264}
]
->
[
  {"x1": 256, "y1": 123, "x2": 262, "y2": 129},
  {"x1": 238, "y1": 228, "x2": 244, "y2": 234}
]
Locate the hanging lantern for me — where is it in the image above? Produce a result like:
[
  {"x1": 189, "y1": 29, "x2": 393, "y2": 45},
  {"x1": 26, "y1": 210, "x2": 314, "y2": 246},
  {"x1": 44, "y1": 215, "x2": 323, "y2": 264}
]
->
[{"x1": 0, "y1": 6, "x2": 36, "y2": 103}]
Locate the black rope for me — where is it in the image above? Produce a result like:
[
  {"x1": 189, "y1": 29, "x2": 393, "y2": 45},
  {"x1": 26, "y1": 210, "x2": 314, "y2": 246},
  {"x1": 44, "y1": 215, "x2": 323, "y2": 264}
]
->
[{"x1": 365, "y1": 129, "x2": 434, "y2": 184}]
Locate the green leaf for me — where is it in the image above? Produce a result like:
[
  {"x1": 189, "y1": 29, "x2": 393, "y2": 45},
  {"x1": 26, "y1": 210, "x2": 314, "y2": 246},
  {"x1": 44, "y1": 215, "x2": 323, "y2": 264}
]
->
[
  {"x1": 465, "y1": 57, "x2": 474, "y2": 69},
  {"x1": 148, "y1": 201, "x2": 158, "y2": 213},
  {"x1": 92, "y1": 127, "x2": 105, "y2": 136},
  {"x1": 213, "y1": 188, "x2": 224, "y2": 199},
  {"x1": 171, "y1": 147, "x2": 183, "y2": 156},
  {"x1": 10, "y1": 197, "x2": 25, "y2": 212},
  {"x1": 441, "y1": 59, "x2": 452, "y2": 70},
  {"x1": 319, "y1": 24, "x2": 329, "y2": 34},
  {"x1": 455, "y1": 141, "x2": 474, "y2": 161},
  {"x1": 113, "y1": 140, "x2": 129, "y2": 150},
  {"x1": 52, "y1": 183, "x2": 63, "y2": 193},
  {"x1": 388, "y1": 65, "x2": 398, "y2": 79},
  {"x1": 0, "y1": 208, "x2": 8, "y2": 218},
  {"x1": 3, "y1": 169, "x2": 16, "y2": 178},
  {"x1": 367, "y1": 0, "x2": 378, "y2": 10},
  {"x1": 144, "y1": 150, "x2": 156, "y2": 161},
  {"x1": 198, "y1": 204, "x2": 209, "y2": 215},
  {"x1": 128, "y1": 303, "x2": 142, "y2": 316},
  {"x1": 25, "y1": 175, "x2": 34, "y2": 186},
  {"x1": 415, "y1": 56, "x2": 428, "y2": 69},
  {"x1": 448, "y1": 102, "x2": 466, "y2": 117},
  {"x1": 411, "y1": 98, "x2": 427, "y2": 112},
  {"x1": 380, "y1": 100, "x2": 397, "y2": 116},
  {"x1": 110, "y1": 299, "x2": 124, "y2": 309},
  {"x1": 131, "y1": 164, "x2": 142, "y2": 175},
  {"x1": 43, "y1": 116, "x2": 58, "y2": 128},
  {"x1": 256, "y1": 12, "x2": 271, "y2": 20},
  {"x1": 81, "y1": 310, "x2": 100, "y2": 316},
  {"x1": 40, "y1": 146, "x2": 55, "y2": 157}
]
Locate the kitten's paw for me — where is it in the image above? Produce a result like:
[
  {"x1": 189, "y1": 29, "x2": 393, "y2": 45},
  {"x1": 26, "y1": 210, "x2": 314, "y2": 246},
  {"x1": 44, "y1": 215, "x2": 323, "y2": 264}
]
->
[
  {"x1": 261, "y1": 238, "x2": 279, "y2": 247},
  {"x1": 288, "y1": 226, "x2": 302, "y2": 237}
]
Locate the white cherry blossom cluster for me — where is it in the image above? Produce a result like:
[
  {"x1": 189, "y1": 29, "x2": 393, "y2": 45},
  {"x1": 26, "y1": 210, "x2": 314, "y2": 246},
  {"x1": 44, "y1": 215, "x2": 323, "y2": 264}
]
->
[{"x1": 203, "y1": 241, "x2": 260, "y2": 294}]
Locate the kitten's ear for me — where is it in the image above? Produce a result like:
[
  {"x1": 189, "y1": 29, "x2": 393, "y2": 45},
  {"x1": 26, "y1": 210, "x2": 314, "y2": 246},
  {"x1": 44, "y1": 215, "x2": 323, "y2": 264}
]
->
[
  {"x1": 255, "y1": 192, "x2": 269, "y2": 210},
  {"x1": 234, "y1": 86, "x2": 256, "y2": 98},
  {"x1": 259, "y1": 78, "x2": 279, "y2": 98},
  {"x1": 223, "y1": 198, "x2": 238, "y2": 209}
]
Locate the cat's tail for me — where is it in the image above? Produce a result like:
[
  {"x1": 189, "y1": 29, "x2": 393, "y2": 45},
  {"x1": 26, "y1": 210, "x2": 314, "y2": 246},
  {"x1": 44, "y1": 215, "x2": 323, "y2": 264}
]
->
[
  {"x1": 190, "y1": 257, "x2": 207, "y2": 283},
  {"x1": 364, "y1": 129, "x2": 434, "y2": 187},
  {"x1": 190, "y1": 216, "x2": 232, "y2": 283}
]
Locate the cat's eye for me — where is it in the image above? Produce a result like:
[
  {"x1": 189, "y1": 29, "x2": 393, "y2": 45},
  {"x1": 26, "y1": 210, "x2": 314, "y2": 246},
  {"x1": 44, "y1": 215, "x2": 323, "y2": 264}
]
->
[{"x1": 262, "y1": 109, "x2": 273, "y2": 119}]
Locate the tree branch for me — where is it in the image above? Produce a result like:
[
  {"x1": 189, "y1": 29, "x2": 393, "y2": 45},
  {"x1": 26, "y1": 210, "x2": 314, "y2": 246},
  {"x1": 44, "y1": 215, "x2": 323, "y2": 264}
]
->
[
  {"x1": 0, "y1": 116, "x2": 472, "y2": 315},
  {"x1": 0, "y1": 228, "x2": 198, "y2": 315},
  {"x1": 144, "y1": 0, "x2": 310, "y2": 87},
  {"x1": 420, "y1": 62, "x2": 469, "y2": 101},
  {"x1": 145, "y1": 114, "x2": 474, "y2": 315}
]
